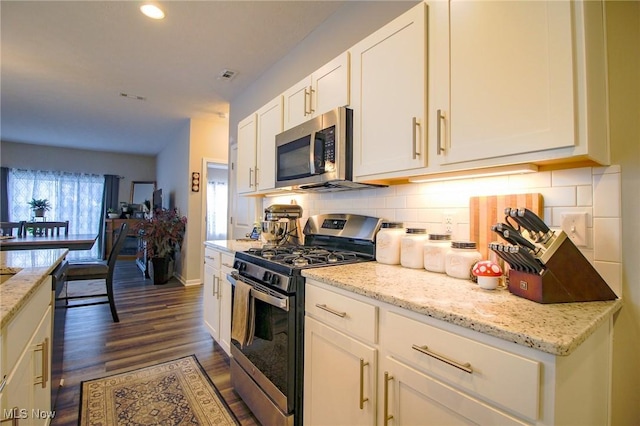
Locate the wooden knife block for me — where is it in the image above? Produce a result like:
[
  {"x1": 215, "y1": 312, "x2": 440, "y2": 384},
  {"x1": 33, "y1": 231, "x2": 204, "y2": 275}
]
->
[{"x1": 507, "y1": 233, "x2": 617, "y2": 304}]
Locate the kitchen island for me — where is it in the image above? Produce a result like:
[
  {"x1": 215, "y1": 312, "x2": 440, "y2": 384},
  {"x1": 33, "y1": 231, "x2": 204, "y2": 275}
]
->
[
  {"x1": 1, "y1": 248, "x2": 67, "y2": 327},
  {"x1": 1, "y1": 248, "x2": 67, "y2": 424},
  {"x1": 302, "y1": 262, "x2": 622, "y2": 425}
]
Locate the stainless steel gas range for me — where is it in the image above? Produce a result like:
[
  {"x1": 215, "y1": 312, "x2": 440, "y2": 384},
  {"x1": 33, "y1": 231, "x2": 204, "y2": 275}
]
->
[{"x1": 227, "y1": 213, "x2": 383, "y2": 426}]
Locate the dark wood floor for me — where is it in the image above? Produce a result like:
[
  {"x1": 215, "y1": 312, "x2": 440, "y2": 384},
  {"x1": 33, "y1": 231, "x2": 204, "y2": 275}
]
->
[{"x1": 50, "y1": 260, "x2": 260, "y2": 425}]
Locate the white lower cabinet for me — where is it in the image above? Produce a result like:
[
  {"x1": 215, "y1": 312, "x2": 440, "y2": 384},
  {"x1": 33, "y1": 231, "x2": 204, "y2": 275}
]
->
[
  {"x1": 1, "y1": 277, "x2": 53, "y2": 426},
  {"x1": 304, "y1": 278, "x2": 613, "y2": 425},
  {"x1": 304, "y1": 317, "x2": 376, "y2": 426},
  {"x1": 381, "y1": 356, "x2": 526, "y2": 426},
  {"x1": 203, "y1": 246, "x2": 235, "y2": 356}
]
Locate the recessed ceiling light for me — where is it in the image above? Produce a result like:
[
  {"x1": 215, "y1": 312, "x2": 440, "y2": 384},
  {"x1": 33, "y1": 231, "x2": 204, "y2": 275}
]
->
[{"x1": 140, "y1": 4, "x2": 165, "y2": 20}]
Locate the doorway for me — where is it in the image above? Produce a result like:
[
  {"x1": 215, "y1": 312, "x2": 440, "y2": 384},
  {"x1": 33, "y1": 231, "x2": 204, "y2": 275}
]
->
[{"x1": 205, "y1": 162, "x2": 228, "y2": 240}]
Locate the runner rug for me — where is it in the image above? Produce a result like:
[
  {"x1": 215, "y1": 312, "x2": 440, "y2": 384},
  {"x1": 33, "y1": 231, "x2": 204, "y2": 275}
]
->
[{"x1": 79, "y1": 355, "x2": 239, "y2": 425}]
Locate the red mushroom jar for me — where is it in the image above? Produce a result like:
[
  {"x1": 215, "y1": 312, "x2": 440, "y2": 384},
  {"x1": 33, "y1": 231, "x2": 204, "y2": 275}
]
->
[{"x1": 472, "y1": 260, "x2": 503, "y2": 290}]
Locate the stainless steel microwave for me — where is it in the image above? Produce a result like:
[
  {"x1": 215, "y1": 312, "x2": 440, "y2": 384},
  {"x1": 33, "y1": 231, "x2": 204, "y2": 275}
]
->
[{"x1": 275, "y1": 107, "x2": 361, "y2": 191}]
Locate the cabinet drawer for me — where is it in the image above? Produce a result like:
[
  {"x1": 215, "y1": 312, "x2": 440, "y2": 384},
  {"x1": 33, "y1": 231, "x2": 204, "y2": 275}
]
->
[
  {"x1": 383, "y1": 311, "x2": 540, "y2": 421},
  {"x1": 3, "y1": 278, "x2": 51, "y2": 377},
  {"x1": 220, "y1": 253, "x2": 235, "y2": 270},
  {"x1": 305, "y1": 283, "x2": 377, "y2": 344},
  {"x1": 204, "y1": 247, "x2": 221, "y2": 269}
]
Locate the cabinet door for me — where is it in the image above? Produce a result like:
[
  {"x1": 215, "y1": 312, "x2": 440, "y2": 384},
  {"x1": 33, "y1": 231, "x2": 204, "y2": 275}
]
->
[
  {"x1": 432, "y1": 0, "x2": 575, "y2": 165},
  {"x1": 1, "y1": 307, "x2": 52, "y2": 426},
  {"x1": 304, "y1": 317, "x2": 376, "y2": 426},
  {"x1": 256, "y1": 96, "x2": 283, "y2": 192},
  {"x1": 312, "y1": 52, "x2": 350, "y2": 116},
  {"x1": 381, "y1": 356, "x2": 527, "y2": 426},
  {"x1": 218, "y1": 258, "x2": 235, "y2": 357},
  {"x1": 351, "y1": 3, "x2": 427, "y2": 178},
  {"x1": 229, "y1": 144, "x2": 258, "y2": 239},
  {"x1": 237, "y1": 114, "x2": 257, "y2": 194},
  {"x1": 283, "y1": 76, "x2": 313, "y2": 130},
  {"x1": 203, "y1": 263, "x2": 220, "y2": 340}
]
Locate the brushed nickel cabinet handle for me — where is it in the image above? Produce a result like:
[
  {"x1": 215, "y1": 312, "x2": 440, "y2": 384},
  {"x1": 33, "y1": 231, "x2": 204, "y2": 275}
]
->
[
  {"x1": 315, "y1": 303, "x2": 346, "y2": 318},
  {"x1": 384, "y1": 371, "x2": 394, "y2": 426},
  {"x1": 309, "y1": 87, "x2": 315, "y2": 114},
  {"x1": 34, "y1": 338, "x2": 49, "y2": 388},
  {"x1": 0, "y1": 375, "x2": 6, "y2": 393},
  {"x1": 214, "y1": 276, "x2": 220, "y2": 299},
  {"x1": 249, "y1": 168, "x2": 254, "y2": 187},
  {"x1": 412, "y1": 344, "x2": 473, "y2": 374},
  {"x1": 412, "y1": 117, "x2": 421, "y2": 159},
  {"x1": 304, "y1": 88, "x2": 311, "y2": 116},
  {"x1": 436, "y1": 109, "x2": 445, "y2": 155},
  {"x1": 0, "y1": 408, "x2": 19, "y2": 425},
  {"x1": 359, "y1": 358, "x2": 369, "y2": 409},
  {"x1": 254, "y1": 167, "x2": 259, "y2": 187}
]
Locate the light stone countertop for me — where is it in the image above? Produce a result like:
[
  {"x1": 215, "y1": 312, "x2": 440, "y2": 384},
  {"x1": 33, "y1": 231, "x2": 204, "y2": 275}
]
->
[
  {"x1": 302, "y1": 262, "x2": 622, "y2": 356},
  {"x1": 204, "y1": 239, "x2": 263, "y2": 254},
  {"x1": 0, "y1": 249, "x2": 68, "y2": 328}
]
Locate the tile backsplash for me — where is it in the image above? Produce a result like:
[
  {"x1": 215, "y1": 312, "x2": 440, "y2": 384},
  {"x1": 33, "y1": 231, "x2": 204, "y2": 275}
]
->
[{"x1": 266, "y1": 165, "x2": 622, "y2": 296}]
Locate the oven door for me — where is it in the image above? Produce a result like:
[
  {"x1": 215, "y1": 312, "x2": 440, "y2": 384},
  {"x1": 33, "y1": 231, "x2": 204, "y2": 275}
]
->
[{"x1": 228, "y1": 272, "x2": 297, "y2": 415}]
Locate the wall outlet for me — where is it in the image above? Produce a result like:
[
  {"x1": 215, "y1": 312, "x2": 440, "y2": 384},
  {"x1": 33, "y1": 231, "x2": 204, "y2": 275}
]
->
[
  {"x1": 561, "y1": 213, "x2": 588, "y2": 247},
  {"x1": 442, "y1": 213, "x2": 454, "y2": 234}
]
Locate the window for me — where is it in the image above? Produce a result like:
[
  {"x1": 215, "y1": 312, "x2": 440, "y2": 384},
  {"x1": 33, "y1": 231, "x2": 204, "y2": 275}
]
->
[{"x1": 8, "y1": 168, "x2": 105, "y2": 260}]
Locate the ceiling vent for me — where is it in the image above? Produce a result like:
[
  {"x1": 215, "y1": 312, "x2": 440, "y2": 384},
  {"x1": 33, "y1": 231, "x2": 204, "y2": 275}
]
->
[
  {"x1": 120, "y1": 92, "x2": 146, "y2": 101},
  {"x1": 217, "y1": 69, "x2": 238, "y2": 81}
]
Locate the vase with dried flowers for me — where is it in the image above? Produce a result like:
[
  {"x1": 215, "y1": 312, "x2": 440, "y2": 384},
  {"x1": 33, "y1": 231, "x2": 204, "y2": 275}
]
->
[{"x1": 135, "y1": 208, "x2": 187, "y2": 284}]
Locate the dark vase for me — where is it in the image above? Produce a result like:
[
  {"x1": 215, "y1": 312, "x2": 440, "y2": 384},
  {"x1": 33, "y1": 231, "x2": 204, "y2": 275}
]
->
[
  {"x1": 149, "y1": 256, "x2": 173, "y2": 285},
  {"x1": 34, "y1": 208, "x2": 46, "y2": 217}
]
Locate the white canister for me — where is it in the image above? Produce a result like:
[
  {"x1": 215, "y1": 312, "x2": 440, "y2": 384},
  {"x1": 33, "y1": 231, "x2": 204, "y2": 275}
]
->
[
  {"x1": 423, "y1": 233, "x2": 452, "y2": 273},
  {"x1": 376, "y1": 222, "x2": 405, "y2": 265},
  {"x1": 445, "y1": 241, "x2": 482, "y2": 279},
  {"x1": 400, "y1": 228, "x2": 429, "y2": 269}
]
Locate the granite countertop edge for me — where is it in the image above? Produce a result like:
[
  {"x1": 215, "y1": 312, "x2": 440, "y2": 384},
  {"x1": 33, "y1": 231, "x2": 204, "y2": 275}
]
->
[
  {"x1": 301, "y1": 262, "x2": 622, "y2": 356},
  {"x1": 0, "y1": 249, "x2": 68, "y2": 328}
]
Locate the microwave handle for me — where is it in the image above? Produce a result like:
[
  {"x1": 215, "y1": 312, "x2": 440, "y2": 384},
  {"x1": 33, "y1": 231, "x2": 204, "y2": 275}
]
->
[{"x1": 309, "y1": 131, "x2": 325, "y2": 175}]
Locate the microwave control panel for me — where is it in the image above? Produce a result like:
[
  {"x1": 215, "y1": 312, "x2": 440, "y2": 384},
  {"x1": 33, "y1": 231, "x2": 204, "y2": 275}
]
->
[{"x1": 321, "y1": 125, "x2": 336, "y2": 171}]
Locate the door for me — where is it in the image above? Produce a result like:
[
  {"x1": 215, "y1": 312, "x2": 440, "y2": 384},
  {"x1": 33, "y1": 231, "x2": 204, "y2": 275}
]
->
[
  {"x1": 203, "y1": 263, "x2": 220, "y2": 340},
  {"x1": 304, "y1": 316, "x2": 376, "y2": 426},
  {"x1": 432, "y1": 0, "x2": 575, "y2": 165},
  {"x1": 205, "y1": 163, "x2": 228, "y2": 241},
  {"x1": 351, "y1": 3, "x2": 427, "y2": 178}
]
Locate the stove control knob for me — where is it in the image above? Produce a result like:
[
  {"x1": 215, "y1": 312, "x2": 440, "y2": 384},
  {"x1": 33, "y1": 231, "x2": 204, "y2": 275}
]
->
[
  {"x1": 235, "y1": 261, "x2": 246, "y2": 272},
  {"x1": 270, "y1": 274, "x2": 280, "y2": 286},
  {"x1": 263, "y1": 271, "x2": 272, "y2": 282}
]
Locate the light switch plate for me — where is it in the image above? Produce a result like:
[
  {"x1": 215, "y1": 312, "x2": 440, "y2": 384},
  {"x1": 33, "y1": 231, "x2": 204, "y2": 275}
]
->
[{"x1": 561, "y1": 213, "x2": 588, "y2": 247}]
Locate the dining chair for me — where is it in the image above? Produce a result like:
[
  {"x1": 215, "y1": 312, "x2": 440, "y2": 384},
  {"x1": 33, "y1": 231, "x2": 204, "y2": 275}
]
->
[
  {"x1": 25, "y1": 220, "x2": 69, "y2": 236},
  {"x1": 0, "y1": 221, "x2": 25, "y2": 237},
  {"x1": 57, "y1": 222, "x2": 128, "y2": 322}
]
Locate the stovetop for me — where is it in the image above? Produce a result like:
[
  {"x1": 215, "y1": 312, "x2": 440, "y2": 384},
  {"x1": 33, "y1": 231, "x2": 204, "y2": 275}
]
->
[
  {"x1": 244, "y1": 245, "x2": 372, "y2": 268},
  {"x1": 232, "y1": 213, "x2": 383, "y2": 294}
]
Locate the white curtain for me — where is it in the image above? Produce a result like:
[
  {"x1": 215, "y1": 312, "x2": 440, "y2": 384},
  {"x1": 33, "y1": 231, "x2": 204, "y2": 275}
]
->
[
  {"x1": 8, "y1": 168, "x2": 105, "y2": 260},
  {"x1": 206, "y1": 179, "x2": 227, "y2": 240}
]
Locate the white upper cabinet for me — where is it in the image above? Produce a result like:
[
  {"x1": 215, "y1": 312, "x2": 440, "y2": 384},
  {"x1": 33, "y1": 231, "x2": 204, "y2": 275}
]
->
[
  {"x1": 429, "y1": 0, "x2": 609, "y2": 169},
  {"x1": 237, "y1": 95, "x2": 283, "y2": 195},
  {"x1": 283, "y1": 52, "x2": 350, "y2": 130},
  {"x1": 236, "y1": 114, "x2": 257, "y2": 194},
  {"x1": 350, "y1": 3, "x2": 427, "y2": 179},
  {"x1": 255, "y1": 96, "x2": 283, "y2": 192}
]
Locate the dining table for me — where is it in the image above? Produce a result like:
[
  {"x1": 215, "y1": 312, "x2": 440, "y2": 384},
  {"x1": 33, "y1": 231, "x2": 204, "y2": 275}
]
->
[{"x1": 0, "y1": 233, "x2": 98, "y2": 251}]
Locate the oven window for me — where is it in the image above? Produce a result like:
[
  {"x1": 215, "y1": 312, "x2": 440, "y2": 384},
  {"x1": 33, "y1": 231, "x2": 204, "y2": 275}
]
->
[
  {"x1": 277, "y1": 135, "x2": 312, "y2": 181},
  {"x1": 234, "y1": 297, "x2": 291, "y2": 396}
]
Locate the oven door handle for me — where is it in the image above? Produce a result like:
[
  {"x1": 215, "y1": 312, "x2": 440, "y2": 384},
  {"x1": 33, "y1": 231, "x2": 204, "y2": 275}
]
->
[{"x1": 227, "y1": 272, "x2": 289, "y2": 311}]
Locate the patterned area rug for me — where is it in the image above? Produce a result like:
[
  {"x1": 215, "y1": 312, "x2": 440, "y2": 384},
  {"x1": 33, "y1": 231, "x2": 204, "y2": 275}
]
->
[{"x1": 79, "y1": 355, "x2": 239, "y2": 425}]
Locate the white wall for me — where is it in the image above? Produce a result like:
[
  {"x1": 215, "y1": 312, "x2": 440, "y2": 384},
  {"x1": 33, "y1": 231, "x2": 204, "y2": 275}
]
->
[
  {"x1": 0, "y1": 140, "x2": 156, "y2": 203},
  {"x1": 605, "y1": 1, "x2": 640, "y2": 423}
]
